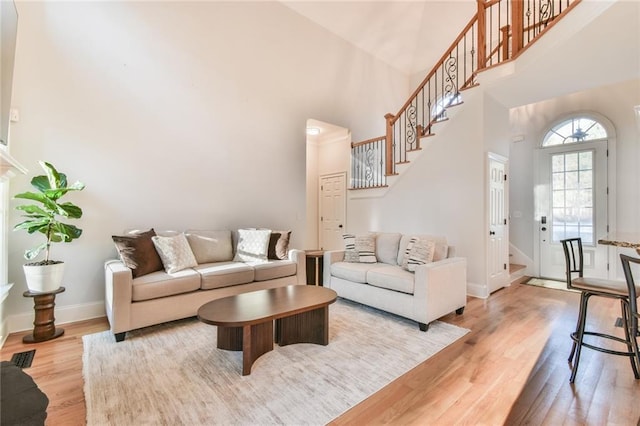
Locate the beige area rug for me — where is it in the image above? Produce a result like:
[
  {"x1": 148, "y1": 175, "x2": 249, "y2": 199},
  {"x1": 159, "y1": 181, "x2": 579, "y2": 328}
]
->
[
  {"x1": 523, "y1": 277, "x2": 579, "y2": 293},
  {"x1": 83, "y1": 299, "x2": 469, "y2": 425}
]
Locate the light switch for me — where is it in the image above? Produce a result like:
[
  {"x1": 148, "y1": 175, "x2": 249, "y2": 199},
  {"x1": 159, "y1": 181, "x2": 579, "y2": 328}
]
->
[{"x1": 9, "y1": 108, "x2": 19, "y2": 122}]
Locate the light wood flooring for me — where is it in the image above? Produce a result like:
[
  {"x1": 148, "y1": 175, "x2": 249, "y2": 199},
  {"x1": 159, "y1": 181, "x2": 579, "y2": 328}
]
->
[{"x1": 2, "y1": 280, "x2": 639, "y2": 425}]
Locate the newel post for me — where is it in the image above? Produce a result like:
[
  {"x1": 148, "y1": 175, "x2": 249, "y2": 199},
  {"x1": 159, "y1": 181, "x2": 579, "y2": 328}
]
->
[
  {"x1": 511, "y1": 0, "x2": 524, "y2": 57},
  {"x1": 476, "y1": 0, "x2": 487, "y2": 70},
  {"x1": 384, "y1": 113, "x2": 394, "y2": 176},
  {"x1": 500, "y1": 25, "x2": 510, "y2": 60}
]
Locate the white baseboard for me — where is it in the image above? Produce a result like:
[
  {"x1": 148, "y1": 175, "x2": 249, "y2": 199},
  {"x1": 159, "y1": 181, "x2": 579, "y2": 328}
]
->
[
  {"x1": 8, "y1": 301, "x2": 106, "y2": 333},
  {"x1": 466, "y1": 281, "x2": 488, "y2": 299}
]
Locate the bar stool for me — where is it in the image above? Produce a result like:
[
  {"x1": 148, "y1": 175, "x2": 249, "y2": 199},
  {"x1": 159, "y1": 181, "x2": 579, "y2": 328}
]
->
[
  {"x1": 560, "y1": 238, "x2": 640, "y2": 383},
  {"x1": 620, "y1": 254, "x2": 640, "y2": 370}
]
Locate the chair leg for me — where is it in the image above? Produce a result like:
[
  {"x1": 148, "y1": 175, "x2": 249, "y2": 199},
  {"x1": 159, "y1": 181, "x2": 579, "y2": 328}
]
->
[
  {"x1": 569, "y1": 291, "x2": 587, "y2": 363},
  {"x1": 621, "y1": 301, "x2": 640, "y2": 379},
  {"x1": 570, "y1": 292, "x2": 590, "y2": 383}
]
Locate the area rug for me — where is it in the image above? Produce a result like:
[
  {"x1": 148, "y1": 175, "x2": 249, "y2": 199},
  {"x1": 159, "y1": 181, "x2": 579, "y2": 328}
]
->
[
  {"x1": 83, "y1": 299, "x2": 468, "y2": 425},
  {"x1": 522, "y1": 277, "x2": 579, "y2": 293}
]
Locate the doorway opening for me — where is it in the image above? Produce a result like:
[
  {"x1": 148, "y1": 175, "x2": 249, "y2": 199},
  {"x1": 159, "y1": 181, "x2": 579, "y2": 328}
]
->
[{"x1": 305, "y1": 119, "x2": 350, "y2": 250}]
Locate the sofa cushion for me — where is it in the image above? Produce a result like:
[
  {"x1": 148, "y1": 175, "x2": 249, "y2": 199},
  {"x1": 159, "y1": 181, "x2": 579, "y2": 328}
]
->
[
  {"x1": 330, "y1": 262, "x2": 377, "y2": 284},
  {"x1": 397, "y1": 234, "x2": 448, "y2": 264},
  {"x1": 367, "y1": 265, "x2": 415, "y2": 294},
  {"x1": 253, "y1": 260, "x2": 296, "y2": 281},
  {"x1": 267, "y1": 231, "x2": 291, "y2": 260},
  {"x1": 233, "y1": 229, "x2": 271, "y2": 263},
  {"x1": 152, "y1": 234, "x2": 198, "y2": 273},
  {"x1": 185, "y1": 230, "x2": 233, "y2": 263},
  {"x1": 373, "y1": 232, "x2": 401, "y2": 265},
  {"x1": 112, "y1": 229, "x2": 164, "y2": 278},
  {"x1": 195, "y1": 262, "x2": 255, "y2": 290},
  {"x1": 131, "y1": 268, "x2": 201, "y2": 301},
  {"x1": 343, "y1": 234, "x2": 377, "y2": 263}
]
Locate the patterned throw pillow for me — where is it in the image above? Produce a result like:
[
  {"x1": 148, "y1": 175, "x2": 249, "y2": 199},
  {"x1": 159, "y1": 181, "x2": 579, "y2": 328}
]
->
[
  {"x1": 401, "y1": 237, "x2": 417, "y2": 270},
  {"x1": 405, "y1": 238, "x2": 436, "y2": 272},
  {"x1": 343, "y1": 234, "x2": 377, "y2": 263},
  {"x1": 233, "y1": 229, "x2": 271, "y2": 263},
  {"x1": 151, "y1": 233, "x2": 198, "y2": 273}
]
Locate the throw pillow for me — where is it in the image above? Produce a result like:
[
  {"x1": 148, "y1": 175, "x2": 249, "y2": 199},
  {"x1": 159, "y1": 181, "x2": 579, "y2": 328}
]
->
[
  {"x1": 267, "y1": 230, "x2": 291, "y2": 260},
  {"x1": 406, "y1": 238, "x2": 436, "y2": 272},
  {"x1": 233, "y1": 229, "x2": 271, "y2": 263},
  {"x1": 112, "y1": 229, "x2": 163, "y2": 278},
  {"x1": 401, "y1": 237, "x2": 417, "y2": 270},
  {"x1": 343, "y1": 234, "x2": 377, "y2": 263},
  {"x1": 185, "y1": 230, "x2": 233, "y2": 264},
  {"x1": 151, "y1": 233, "x2": 198, "y2": 274}
]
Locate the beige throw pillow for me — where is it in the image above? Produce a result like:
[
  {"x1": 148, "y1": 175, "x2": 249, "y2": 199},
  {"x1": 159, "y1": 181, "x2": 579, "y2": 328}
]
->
[
  {"x1": 151, "y1": 233, "x2": 198, "y2": 274},
  {"x1": 233, "y1": 229, "x2": 271, "y2": 263},
  {"x1": 405, "y1": 238, "x2": 436, "y2": 272},
  {"x1": 343, "y1": 234, "x2": 377, "y2": 263}
]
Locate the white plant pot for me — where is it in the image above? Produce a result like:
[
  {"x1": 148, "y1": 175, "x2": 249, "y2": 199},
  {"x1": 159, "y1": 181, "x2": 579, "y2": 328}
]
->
[{"x1": 23, "y1": 262, "x2": 65, "y2": 293}]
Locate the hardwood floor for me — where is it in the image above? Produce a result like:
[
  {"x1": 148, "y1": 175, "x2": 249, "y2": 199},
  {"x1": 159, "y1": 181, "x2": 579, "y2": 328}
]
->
[{"x1": 2, "y1": 281, "x2": 639, "y2": 425}]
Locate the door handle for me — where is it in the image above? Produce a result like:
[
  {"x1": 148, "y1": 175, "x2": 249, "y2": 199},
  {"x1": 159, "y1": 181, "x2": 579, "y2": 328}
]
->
[
  {"x1": 541, "y1": 227, "x2": 547, "y2": 231},
  {"x1": 489, "y1": 231, "x2": 495, "y2": 236},
  {"x1": 338, "y1": 224, "x2": 343, "y2": 228}
]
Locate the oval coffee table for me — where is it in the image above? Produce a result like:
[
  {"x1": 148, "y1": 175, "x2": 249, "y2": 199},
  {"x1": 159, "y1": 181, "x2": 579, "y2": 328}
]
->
[{"x1": 197, "y1": 285, "x2": 337, "y2": 375}]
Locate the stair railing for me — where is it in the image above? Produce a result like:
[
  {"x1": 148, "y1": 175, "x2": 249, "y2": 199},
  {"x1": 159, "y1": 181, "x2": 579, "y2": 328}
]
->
[{"x1": 350, "y1": 0, "x2": 581, "y2": 189}]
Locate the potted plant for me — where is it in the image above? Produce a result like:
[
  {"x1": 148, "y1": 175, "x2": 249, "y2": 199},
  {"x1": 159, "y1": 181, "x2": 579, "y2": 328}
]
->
[{"x1": 13, "y1": 161, "x2": 85, "y2": 293}]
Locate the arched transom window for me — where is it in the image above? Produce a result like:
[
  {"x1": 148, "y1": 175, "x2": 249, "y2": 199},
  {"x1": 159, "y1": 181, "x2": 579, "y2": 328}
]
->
[{"x1": 542, "y1": 116, "x2": 608, "y2": 146}]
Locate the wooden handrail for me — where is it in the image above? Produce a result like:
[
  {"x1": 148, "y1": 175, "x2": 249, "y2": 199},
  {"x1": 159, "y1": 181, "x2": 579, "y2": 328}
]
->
[
  {"x1": 351, "y1": 136, "x2": 385, "y2": 148},
  {"x1": 390, "y1": 14, "x2": 478, "y2": 126}
]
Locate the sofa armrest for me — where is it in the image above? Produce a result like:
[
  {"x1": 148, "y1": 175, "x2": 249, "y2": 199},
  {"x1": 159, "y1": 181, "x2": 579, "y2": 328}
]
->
[
  {"x1": 413, "y1": 257, "x2": 467, "y2": 322},
  {"x1": 104, "y1": 260, "x2": 133, "y2": 334},
  {"x1": 322, "y1": 250, "x2": 345, "y2": 287},
  {"x1": 288, "y1": 249, "x2": 307, "y2": 285}
]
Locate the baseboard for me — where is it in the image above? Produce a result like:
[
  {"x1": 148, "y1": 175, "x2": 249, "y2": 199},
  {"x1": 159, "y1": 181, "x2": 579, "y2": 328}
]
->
[
  {"x1": 466, "y1": 282, "x2": 488, "y2": 299},
  {"x1": 8, "y1": 301, "x2": 106, "y2": 333}
]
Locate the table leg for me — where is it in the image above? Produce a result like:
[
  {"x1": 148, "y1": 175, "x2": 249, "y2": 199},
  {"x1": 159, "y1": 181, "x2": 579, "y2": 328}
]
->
[{"x1": 276, "y1": 306, "x2": 329, "y2": 346}]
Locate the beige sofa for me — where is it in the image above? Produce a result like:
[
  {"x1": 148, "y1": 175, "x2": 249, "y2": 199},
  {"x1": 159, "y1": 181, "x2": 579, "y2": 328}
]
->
[
  {"x1": 323, "y1": 233, "x2": 467, "y2": 331},
  {"x1": 105, "y1": 229, "x2": 306, "y2": 341}
]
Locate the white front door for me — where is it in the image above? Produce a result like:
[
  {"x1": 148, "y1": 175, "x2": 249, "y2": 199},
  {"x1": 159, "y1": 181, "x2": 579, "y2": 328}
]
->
[
  {"x1": 319, "y1": 173, "x2": 346, "y2": 250},
  {"x1": 488, "y1": 154, "x2": 509, "y2": 293},
  {"x1": 537, "y1": 141, "x2": 609, "y2": 279}
]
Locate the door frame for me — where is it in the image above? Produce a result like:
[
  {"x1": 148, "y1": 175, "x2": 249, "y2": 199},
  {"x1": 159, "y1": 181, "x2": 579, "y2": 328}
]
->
[
  {"x1": 533, "y1": 111, "x2": 617, "y2": 279},
  {"x1": 318, "y1": 172, "x2": 347, "y2": 251}
]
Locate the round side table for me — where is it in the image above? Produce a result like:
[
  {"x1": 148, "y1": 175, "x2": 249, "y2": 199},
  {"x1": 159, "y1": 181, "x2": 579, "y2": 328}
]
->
[{"x1": 22, "y1": 286, "x2": 65, "y2": 343}]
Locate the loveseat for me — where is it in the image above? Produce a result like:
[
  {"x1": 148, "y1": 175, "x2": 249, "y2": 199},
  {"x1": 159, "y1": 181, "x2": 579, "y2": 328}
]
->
[
  {"x1": 105, "y1": 228, "x2": 305, "y2": 341},
  {"x1": 323, "y1": 232, "x2": 467, "y2": 331}
]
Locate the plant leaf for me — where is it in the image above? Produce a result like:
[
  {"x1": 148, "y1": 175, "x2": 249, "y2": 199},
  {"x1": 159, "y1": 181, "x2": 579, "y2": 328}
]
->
[
  {"x1": 24, "y1": 243, "x2": 47, "y2": 261},
  {"x1": 40, "y1": 161, "x2": 62, "y2": 190},
  {"x1": 58, "y1": 202, "x2": 82, "y2": 219}
]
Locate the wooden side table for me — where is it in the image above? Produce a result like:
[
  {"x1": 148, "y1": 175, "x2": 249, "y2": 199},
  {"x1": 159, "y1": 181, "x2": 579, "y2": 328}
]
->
[
  {"x1": 22, "y1": 287, "x2": 65, "y2": 343},
  {"x1": 305, "y1": 250, "x2": 324, "y2": 286}
]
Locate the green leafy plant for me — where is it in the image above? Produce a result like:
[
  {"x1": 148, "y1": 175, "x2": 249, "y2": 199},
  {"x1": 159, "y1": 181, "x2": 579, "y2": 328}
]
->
[{"x1": 14, "y1": 161, "x2": 85, "y2": 264}]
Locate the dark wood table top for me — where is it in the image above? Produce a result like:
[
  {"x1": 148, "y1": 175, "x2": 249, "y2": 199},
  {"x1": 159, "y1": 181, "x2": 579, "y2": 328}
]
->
[{"x1": 197, "y1": 285, "x2": 337, "y2": 327}]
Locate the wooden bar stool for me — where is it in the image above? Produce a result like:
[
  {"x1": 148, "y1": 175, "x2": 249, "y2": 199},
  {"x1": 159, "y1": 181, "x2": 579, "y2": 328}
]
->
[{"x1": 560, "y1": 238, "x2": 640, "y2": 383}]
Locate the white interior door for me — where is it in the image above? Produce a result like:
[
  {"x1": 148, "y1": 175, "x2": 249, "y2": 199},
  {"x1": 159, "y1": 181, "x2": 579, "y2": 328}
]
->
[
  {"x1": 537, "y1": 141, "x2": 609, "y2": 279},
  {"x1": 488, "y1": 154, "x2": 509, "y2": 293},
  {"x1": 319, "y1": 173, "x2": 346, "y2": 250}
]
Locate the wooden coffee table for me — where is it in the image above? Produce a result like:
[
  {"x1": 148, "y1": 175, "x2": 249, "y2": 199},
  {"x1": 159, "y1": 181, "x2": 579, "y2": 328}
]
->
[{"x1": 197, "y1": 285, "x2": 337, "y2": 375}]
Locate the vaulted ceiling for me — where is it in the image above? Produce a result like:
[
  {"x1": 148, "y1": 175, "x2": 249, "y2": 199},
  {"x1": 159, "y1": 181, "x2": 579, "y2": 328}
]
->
[{"x1": 280, "y1": 1, "x2": 476, "y2": 76}]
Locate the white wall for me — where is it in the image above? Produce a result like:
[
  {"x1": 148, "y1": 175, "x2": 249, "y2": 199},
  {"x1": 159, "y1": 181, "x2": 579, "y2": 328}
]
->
[
  {"x1": 509, "y1": 78, "x2": 640, "y2": 265},
  {"x1": 6, "y1": 1, "x2": 408, "y2": 329}
]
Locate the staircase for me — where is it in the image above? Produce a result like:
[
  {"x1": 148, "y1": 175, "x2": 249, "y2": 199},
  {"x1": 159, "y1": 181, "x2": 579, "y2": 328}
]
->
[{"x1": 350, "y1": 0, "x2": 581, "y2": 191}]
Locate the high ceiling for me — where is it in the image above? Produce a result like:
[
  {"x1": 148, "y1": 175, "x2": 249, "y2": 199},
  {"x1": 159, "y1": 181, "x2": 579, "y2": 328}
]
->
[{"x1": 281, "y1": 1, "x2": 476, "y2": 76}]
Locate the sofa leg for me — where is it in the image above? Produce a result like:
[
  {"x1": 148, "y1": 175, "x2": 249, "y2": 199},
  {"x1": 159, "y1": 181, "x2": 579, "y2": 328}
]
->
[
  {"x1": 419, "y1": 322, "x2": 429, "y2": 332},
  {"x1": 114, "y1": 332, "x2": 126, "y2": 342},
  {"x1": 456, "y1": 307, "x2": 465, "y2": 315}
]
